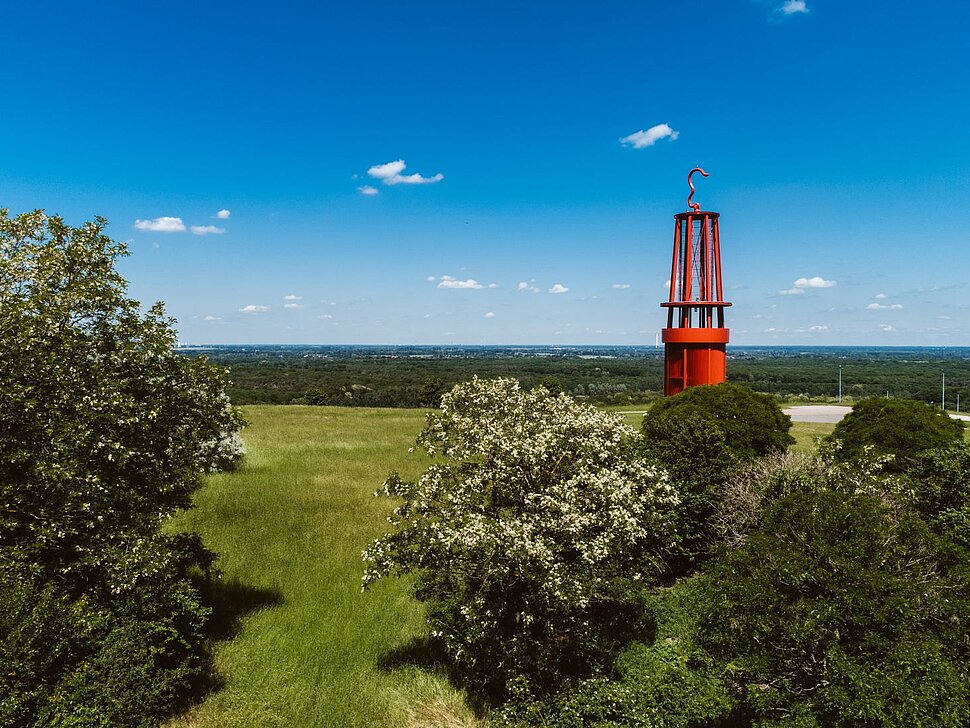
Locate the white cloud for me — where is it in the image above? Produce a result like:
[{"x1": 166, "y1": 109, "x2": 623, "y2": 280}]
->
[
  {"x1": 426, "y1": 275, "x2": 437, "y2": 281},
  {"x1": 879, "y1": 324, "x2": 895, "y2": 332},
  {"x1": 318, "y1": 314, "x2": 333, "y2": 320},
  {"x1": 203, "y1": 315, "x2": 221, "y2": 321},
  {"x1": 663, "y1": 279, "x2": 671, "y2": 289},
  {"x1": 283, "y1": 294, "x2": 302, "y2": 301},
  {"x1": 866, "y1": 303, "x2": 903, "y2": 310},
  {"x1": 779, "y1": 288, "x2": 805, "y2": 295},
  {"x1": 781, "y1": 0, "x2": 809, "y2": 14},
  {"x1": 438, "y1": 275, "x2": 495, "y2": 290},
  {"x1": 190, "y1": 225, "x2": 226, "y2": 235},
  {"x1": 940, "y1": 315, "x2": 953, "y2": 320},
  {"x1": 367, "y1": 159, "x2": 443, "y2": 186},
  {"x1": 484, "y1": 311, "x2": 495, "y2": 318},
  {"x1": 517, "y1": 281, "x2": 540, "y2": 293},
  {"x1": 620, "y1": 123, "x2": 679, "y2": 149},
  {"x1": 549, "y1": 283, "x2": 569, "y2": 294},
  {"x1": 134, "y1": 216, "x2": 185, "y2": 232},
  {"x1": 284, "y1": 303, "x2": 304, "y2": 310},
  {"x1": 808, "y1": 325, "x2": 828, "y2": 332},
  {"x1": 794, "y1": 276, "x2": 836, "y2": 289},
  {"x1": 240, "y1": 304, "x2": 270, "y2": 313},
  {"x1": 216, "y1": 209, "x2": 231, "y2": 219},
  {"x1": 612, "y1": 283, "x2": 631, "y2": 289},
  {"x1": 874, "y1": 292, "x2": 887, "y2": 299},
  {"x1": 358, "y1": 185, "x2": 379, "y2": 196}
]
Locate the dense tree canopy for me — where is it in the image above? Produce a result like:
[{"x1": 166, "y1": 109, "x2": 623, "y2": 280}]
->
[
  {"x1": 643, "y1": 383, "x2": 794, "y2": 462},
  {"x1": 826, "y1": 397, "x2": 964, "y2": 468},
  {"x1": 0, "y1": 209, "x2": 242, "y2": 724}
]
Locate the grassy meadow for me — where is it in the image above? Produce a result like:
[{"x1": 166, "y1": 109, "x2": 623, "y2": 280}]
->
[
  {"x1": 170, "y1": 406, "x2": 480, "y2": 728},
  {"x1": 171, "y1": 405, "x2": 832, "y2": 726}
]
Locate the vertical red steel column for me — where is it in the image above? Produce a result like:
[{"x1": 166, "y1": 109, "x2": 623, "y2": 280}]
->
[{"x1": 660, "y1": 169, "x2": 732, "y2": 396}]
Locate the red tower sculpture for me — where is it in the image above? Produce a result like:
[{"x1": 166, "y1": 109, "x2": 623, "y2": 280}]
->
[{"x1": 661, "y1": 168, "x2": 731, "y2": 396}]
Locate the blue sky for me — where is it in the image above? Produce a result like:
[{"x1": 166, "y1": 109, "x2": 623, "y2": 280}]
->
[{"x1": 3, "y1": 1, "x2": 969, "y2": 345}]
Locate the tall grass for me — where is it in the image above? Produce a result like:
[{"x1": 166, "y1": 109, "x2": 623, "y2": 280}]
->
[{"x1": 170, "y1": 406, "x2": 479, "y2": 728}]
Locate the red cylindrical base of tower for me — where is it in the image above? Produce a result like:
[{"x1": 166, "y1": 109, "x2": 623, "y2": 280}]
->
[{"x1": 662, "y1": 328, "x2": 730, "y2": 396}]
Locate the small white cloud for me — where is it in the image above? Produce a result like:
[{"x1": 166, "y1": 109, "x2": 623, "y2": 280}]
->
[
  {"x1": 794, "y1": 276, "x2": 836, "y2": 289},
  {"x1": 438, "y1": 275, "x2": 494, "y2": 290},
  {"x1": 781, "y1": 0, "x2": 809, "y2": 14},
  {"x1": 367, "y1": 159, "x2": 443, "y2": 186},
  {"x1": 216, "y1": 209, "x2": 231, "y2": 219},
  {"x1": 426, "y1": 275, "x2": 437, "y2": 282},
  {"x1": 134, "y1": 216, "x2": 185, "y2": 232},
  {"x1": 517, "y1": 281, "x2": 540, "y2": 293},
  {"x1": 866, "y1": 303, "x2": 903, "y2": 310},
  {"x1": 240, "y1": 304, "x2": 270, "y2": 313},
  {"x1": 318, "y1": 314, "x2": 334, "y2": 320},
  {"x1": 191, "y1": 225, "x2": 226, "y2": 235},
  {"x1": 203, "y1": 315, "x2": 221, "y2": 321},
  {"x1": 940, "y1": 315, "x2": 953, "y2": 320},
  {"x1": 484, "y1": 311, "x2": 495, "y2": 318},
  {"x1": 612, "y1": 283, "x2": 631, "y2": 289},
  {"x1": 284, "y1": 303, "x2": 304, "y2": 310},
  {"x1": 874, "y1": 292, "x2": 887, "y2": 299},
  {"x1": 283, "y1": 294, "x2": 302, "y2": 301},
  {"x1": 808, "y1": 325, "x2": 828, "y2": 332},
  {"x1": 358, "y1": 185, "x2": 379, "y2": 196},
  {"x1": 779, "y1": 288, "x2": 805, "y2": 296},
  {"x1": 879, "y1": 324, "x2": 895, "y2": 332},
  {"x1": 620, "y1": 123, "x2": 679, "y2": 149},
  {"x1": 548, "y1": 283, "x2": 569, "y2": 294}
]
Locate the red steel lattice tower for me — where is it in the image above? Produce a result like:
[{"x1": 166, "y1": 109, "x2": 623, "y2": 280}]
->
[{"x1": 661, "y1": 168, "x2": 732, "y2": 396}]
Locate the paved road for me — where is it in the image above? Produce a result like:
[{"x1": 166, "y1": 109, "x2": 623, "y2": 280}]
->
[
  {"x1": 784, "y1": 405, "x2": 970, "y2": 423},
  {"x1": 783, "y1": 405, "x2": 852, "y2": 423}
]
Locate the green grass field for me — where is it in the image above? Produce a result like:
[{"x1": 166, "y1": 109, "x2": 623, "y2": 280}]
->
[
  {"x1": 170, "y1": 406, "x2": 831, "y2": 726},
  {"x1": 170, "y1": 406, "x2": 480, "y2": 728}
]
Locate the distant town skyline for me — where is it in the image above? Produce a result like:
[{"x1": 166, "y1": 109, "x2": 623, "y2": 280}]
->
[{"x1": 3, "y1": 1, "x2": 968, "y2": 346}]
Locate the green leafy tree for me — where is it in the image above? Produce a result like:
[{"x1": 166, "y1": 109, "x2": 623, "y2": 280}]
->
[
  {"x1": 363, "y1": 377, "x2": 679, "y2": 699},
  {"x1": 644, "y1": 383, "x2": 794, "y2": 462},
  {"x1": 696, "y1": 491, "x2": 970, "y2": 726},
  {"x1": 538, "y1": 375, "x2": 564, "y2": 396},
  {"x1": 0, "y1": 209, "x2": 242, "y2": 724},
  {"x1": 418, "y1": 374, "x2": 447, "y2": 408},
  {"x1": 826, "y1": 397, "x2": 964, "y2": 469}
]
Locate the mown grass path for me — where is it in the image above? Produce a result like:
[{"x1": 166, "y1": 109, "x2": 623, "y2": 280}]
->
[{"x1": 170, "y1": 406, "x2": 478, "y2": 728}]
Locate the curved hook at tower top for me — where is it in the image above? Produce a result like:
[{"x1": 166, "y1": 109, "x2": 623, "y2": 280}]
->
[{"x1": 687, "y1": 167, "x2": 710, "y2": 212}]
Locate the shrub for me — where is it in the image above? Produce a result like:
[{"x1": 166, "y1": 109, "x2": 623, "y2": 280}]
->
[
  {"x1": 904, "y1": 442, "x2": 970, "y2": 548},
  {"x1": 825, "y1": 397, "x2": 964, "y2": 469},
  {"x1": 363, "y1": 377, "x2": 679, "y2": 699},
  {"x1": 643, "y1": 383, "x2": 794, "y2": 462},
  {"x1": 696, "y1": 490, "x2": 970, "y2": 726},
  {"x1": 639, "y1": 412, "x2": 738, "y2": 572},
  {"x1": 0, "y1": 209, "x2": 239, "y2": 723}
]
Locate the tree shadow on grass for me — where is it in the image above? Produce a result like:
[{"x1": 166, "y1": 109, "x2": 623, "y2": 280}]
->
[
  {"x1": 186, "y1": 575, "x2": 284, "y2": 700},
  {"x1": 377, "y1": 636, "x2": 495, "y2": 716}
]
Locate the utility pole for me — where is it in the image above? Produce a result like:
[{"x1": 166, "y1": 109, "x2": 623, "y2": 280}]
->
[
  {"x1": 838, "y1": 365, "x2": 842, "y2": 403},
  {"x1": 942, "y1": 371, "x2": 946, "y2": 410}
]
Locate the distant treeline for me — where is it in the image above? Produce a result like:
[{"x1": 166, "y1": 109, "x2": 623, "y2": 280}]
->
[{"x1": 188, "y1": 346, "x2": 970, "y2": 408}]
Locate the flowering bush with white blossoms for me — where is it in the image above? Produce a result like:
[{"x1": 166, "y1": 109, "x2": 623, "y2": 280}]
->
[{"x1": 362, "y1": 377, "x2": 679, "y2": 696}]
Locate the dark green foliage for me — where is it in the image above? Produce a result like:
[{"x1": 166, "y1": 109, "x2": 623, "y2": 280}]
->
[
  {"x1": 826, "y1": 397, "x2": 964, "y2": 468},
  {"x1": 696, "y1": 491, "x2": 970, "y2": 726},
  {"x1": 418, "y1": 374, "x2": 447, "y2": 407},
  {"x1": 496, "y1": 581, "x2": 735, "y2": 727},
  {"x1": 640, "y1": 413, "x2": 738, "y2": 573},
  {"x1": 904, "y1": 442, "x2": 970, "y2": 548},
  {"x1": 0, "y1": 210, "x2": 239, "y2": 724},
  {"x1": 644, "y1": 383, "x2": 794, "y2": 462},
  {"x1": 304, "y1": 386, "x2": 330, "y2": 405},
  {"x1": 538, "y1": 375, "x2": 564, "y2": 396}
]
